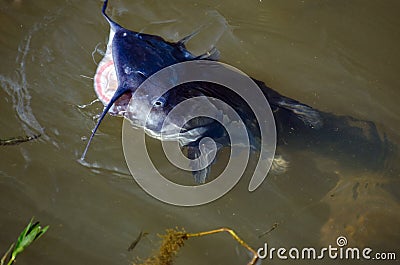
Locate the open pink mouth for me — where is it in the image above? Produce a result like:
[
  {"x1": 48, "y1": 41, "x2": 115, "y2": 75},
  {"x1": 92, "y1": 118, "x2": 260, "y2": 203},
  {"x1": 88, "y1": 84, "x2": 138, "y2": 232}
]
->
[
  {"x1": 93, "y1": 55, "x2": 132, "y2": 116},
  {"x1": 94, "y1": 59, "x2": 117, "y2": 105}
]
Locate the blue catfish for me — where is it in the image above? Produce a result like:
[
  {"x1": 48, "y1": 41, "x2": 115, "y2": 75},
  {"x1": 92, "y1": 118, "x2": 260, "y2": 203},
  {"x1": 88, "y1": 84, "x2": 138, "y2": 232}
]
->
[
  {"x1": 126, "y1": 76, "x2": 393, "y2": 182},
  {"x1": 82, "y1": 0, "x2": 393, "y2": 183},
  {"x1": 81, "y1": 0, "x2": 217, "y2": 160}
]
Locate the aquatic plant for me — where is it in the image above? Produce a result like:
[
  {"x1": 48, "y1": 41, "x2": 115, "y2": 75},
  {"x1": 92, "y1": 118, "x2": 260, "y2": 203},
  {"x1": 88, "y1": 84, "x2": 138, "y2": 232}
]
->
[
  {"x1": 0, "y1": 134, "x2": 41, "y2": 146},
  {"x1": 135, "y1": 227, "x2": 259, "y2": 265},
  {"x1": 1, "y1": 219, "x2": 49, "y2": 265}
]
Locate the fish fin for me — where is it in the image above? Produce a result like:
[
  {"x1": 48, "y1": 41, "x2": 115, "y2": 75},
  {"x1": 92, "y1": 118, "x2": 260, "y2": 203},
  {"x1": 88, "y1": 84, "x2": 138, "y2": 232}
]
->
[
  {"x1": 276, "y1": 98, "x2": 323, "y2": 129},
  {"x1": 187, "y1": 141, "x2": 221, "y2": 184},
  {"x1": 81, "y1": 85, "x2": 130, "y2": 160},
  {"x1": 177, "y1": 28, "x2": 202, "y2": 46},
  {"x1": 187, "y1": 146, "x2": 209, "y2": 184},
  {"x1": 269, "y1": 154, "x2": 289, "y2": 174},
  {"x1": 254, "y1": 79, "x2": 323, "y2": 129},
  {"x1": 178, "y1": 28, "x2": 220, "y2": 60},
  {"x1": 195, "y1": 46, "x2": 220, "y2": 60}
]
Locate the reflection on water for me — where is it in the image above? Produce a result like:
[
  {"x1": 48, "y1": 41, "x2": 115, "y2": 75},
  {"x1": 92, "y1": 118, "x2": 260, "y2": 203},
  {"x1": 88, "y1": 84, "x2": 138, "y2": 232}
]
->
[{"x1": 0, "y1": 1, "x2": 399, "y2": 265}]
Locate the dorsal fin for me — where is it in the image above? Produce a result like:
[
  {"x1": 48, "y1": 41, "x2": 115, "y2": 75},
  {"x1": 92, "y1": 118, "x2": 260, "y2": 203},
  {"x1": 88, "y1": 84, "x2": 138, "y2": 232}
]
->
[{"x1": 177, "y1": 28, "x2": 201, "y2": 46}]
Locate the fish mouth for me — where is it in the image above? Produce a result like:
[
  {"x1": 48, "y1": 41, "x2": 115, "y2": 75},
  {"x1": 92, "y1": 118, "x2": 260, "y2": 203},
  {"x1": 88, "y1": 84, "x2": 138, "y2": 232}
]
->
[{"x1": 144, "y1": 125, "x2": 209, "y2": 145}]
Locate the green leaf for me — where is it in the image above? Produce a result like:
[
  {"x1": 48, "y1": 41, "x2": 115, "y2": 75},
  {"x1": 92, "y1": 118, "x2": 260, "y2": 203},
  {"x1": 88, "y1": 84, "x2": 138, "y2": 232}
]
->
[
  {"x1": 10, "y1": 219, "x2": 49, "y2": 262},
  {"x1": 1, "y1": 243, "x2": 14, "y2": 265}
]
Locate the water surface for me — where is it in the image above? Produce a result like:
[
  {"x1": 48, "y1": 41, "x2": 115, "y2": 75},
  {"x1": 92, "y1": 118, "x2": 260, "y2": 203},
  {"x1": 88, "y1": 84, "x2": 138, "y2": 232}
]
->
[{"x1": 0, "y1": 1, "x2": 399, "y2": 264}]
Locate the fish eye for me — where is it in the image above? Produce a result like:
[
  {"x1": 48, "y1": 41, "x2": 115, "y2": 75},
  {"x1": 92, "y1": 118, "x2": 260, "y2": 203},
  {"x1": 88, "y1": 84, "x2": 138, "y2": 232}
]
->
[{"x1": 152, "y1": 96, "x2": 166, "y2": 107}]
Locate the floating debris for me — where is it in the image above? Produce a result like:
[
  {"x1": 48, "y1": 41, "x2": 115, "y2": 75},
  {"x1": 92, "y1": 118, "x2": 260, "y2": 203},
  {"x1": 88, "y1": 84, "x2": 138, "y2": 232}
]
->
[
  {"x1": 135, "y1": 227, "x2": 258, "y2": 265},
  {"x1": 128, "y1": 231, "x2": 149, "y2": 252},
  {"x1": 258, "y1": 222, "x2": 279, "y2": 238},
  {"x1": 0, "y1": 134, "x2": 41, "y2": 146}
]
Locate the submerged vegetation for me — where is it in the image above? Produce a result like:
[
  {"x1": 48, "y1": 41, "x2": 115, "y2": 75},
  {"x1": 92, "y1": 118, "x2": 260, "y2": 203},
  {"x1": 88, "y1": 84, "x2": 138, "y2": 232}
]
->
[
  {"x1": 1, "y1": 220, "x2": 258, "y2": 265},
  {"x1": 1, "y1": 219, "x2": 49, "y2": 265},
  {"x1": 0, "y1": 134, "x2": 41, "y2": 146},
  {"x1": 134, "y1": 227, "x2": 259, "y2": 265}
]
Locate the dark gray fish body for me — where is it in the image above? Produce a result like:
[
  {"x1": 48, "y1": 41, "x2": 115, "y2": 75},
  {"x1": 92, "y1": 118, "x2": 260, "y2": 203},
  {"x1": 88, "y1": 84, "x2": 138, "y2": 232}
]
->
[
  {"x1": 128, "y1": 78, "x2": 393, "y2": 182},
  {"x1": 82, "y1": 0, "x2": 394, "y2": 183}
]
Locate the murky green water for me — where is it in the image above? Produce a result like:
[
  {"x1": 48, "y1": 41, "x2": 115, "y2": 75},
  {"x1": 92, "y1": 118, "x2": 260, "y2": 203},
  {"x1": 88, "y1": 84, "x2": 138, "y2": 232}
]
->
[{"x1": 1, "y1": 1, "x2": 399, "y2": 264}]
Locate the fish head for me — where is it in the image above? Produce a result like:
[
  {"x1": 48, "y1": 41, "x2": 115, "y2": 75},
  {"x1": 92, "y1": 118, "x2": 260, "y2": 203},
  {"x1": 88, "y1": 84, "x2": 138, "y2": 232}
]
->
[
  {"x1": 81, "y1": 0, "x2": 197, "y2": 160},
  {"x1": 125, "y1": 83, "x2": 221, "y2": 146}
]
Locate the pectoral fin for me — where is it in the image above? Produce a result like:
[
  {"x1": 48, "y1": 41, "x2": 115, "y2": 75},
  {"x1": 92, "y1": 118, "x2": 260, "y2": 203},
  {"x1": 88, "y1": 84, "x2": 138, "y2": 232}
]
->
[{"x1": 187, "y1": 140, "x2": 222, "y2": 184}]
